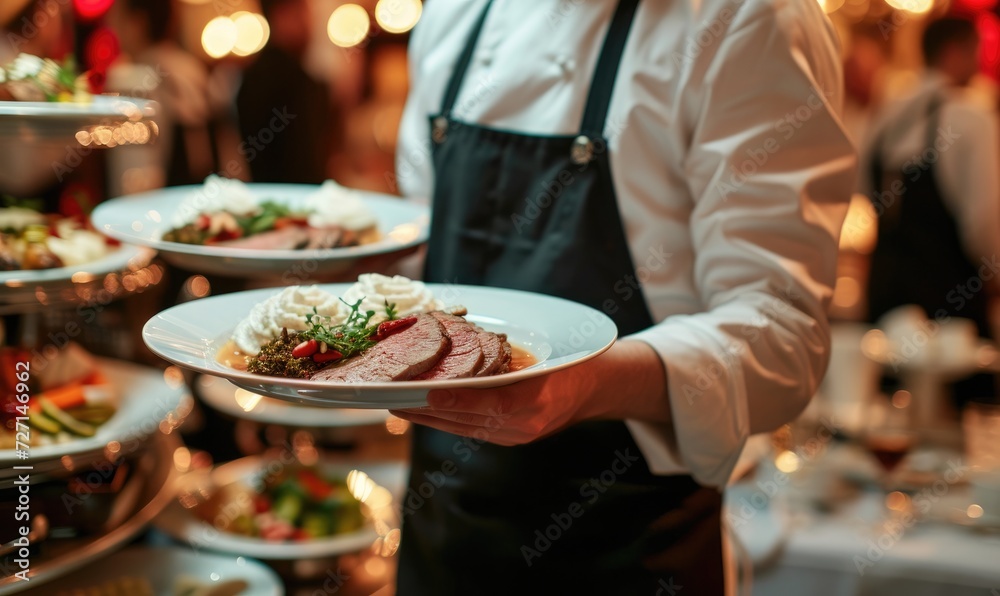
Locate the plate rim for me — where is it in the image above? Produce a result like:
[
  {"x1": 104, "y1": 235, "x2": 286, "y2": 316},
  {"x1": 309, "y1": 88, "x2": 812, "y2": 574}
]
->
[
  {"x1": 0, "y1": 433, "x2": 182, "y2": 594},
  {"x1": 0, "y1": 244, "x2": 153, "y2": 286},
  {"x1": 91, "y1": 183, "x2": 430, "y2": 262},
  {"x1": 195, "y1": 374, "x2": 391, "y2": 426},
  {"x1": 0, "y1": 357, "x2": 188, "y2": 465},
  {"x1": 0, "y1": 95, "x2": 156, "y2": 118},
  {"x1": 142, "y1": 283, "x2": 618, "y2": 397},
  {"x1": 28, "y1": 545, "x2": 283, "y2": 596}
]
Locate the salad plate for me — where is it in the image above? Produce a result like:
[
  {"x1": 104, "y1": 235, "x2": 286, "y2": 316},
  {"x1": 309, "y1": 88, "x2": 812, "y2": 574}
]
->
[
  {"x1": 154, "y1": 458, "x2": 405, "y2": 560},
  {"x1": 0, "y1": 358, "x2": 189, "y2": 470},
  {"x1": 142, "y1": 283, "x2": 618, "y2": 409},
  {"x1": 91, "y1": 182, "x2": 429, "y2": 278}
]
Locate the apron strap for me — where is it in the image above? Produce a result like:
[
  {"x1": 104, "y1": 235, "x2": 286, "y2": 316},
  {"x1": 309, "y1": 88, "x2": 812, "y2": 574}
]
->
[
  {"x1": 438, "y1": 0, "x2": 495, "y2": 118},
  {"x1": 578, "y1": 0, "x2": 641, "y2": 138}
]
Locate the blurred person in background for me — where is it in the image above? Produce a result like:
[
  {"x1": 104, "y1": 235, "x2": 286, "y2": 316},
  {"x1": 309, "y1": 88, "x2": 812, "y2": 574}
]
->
[
  {"x1": 236, "y1": 0, "x2": 334, "y2": 184},
  {"x1": 864, "y1": 17, "x2": 1000, "y2": 406},
  {"x1": 107, "y1": 0, "x2": 213, "y2": 192},
  {"x1": 842, "y1": 25, "x2": 890, "y2": 146}
]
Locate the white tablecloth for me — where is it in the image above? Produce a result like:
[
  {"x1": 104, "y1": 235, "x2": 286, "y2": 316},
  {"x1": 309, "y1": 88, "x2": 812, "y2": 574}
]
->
[{"x1": 728, "y1": 478, "x2": 1000, "y2": 596}]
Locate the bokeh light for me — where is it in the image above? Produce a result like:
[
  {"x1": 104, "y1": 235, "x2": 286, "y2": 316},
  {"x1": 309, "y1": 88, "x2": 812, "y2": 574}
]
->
[
  {"x1": 232, "y1": 12, "x2": 270, "y2": 57},
  {"x1": 202, "y1": 16, "x2": 239, "y2": 59},
  {"x1": 328, "y1": 4, "x2": 371, "y2": 48},
  {"x1": 375, "y1": 0, "x2": 422, "y2": 34},
  {"x1": 817, "y1": 0, "x2": 846, "y2": 13},
  {"x1": 884, "y1": 0, "x2": 934, "y2": 14},
  {"x1": 74, "y1": 0, "x2": 114, "y2": 20},
  {"x1": 85, "y1": 27, "x2": 120, "y2": 71}
]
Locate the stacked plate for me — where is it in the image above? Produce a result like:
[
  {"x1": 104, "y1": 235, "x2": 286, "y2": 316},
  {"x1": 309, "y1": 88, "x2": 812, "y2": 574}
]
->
[
  {"x1": 0, "y1": 359, "x2": 190, "y2": 489},
  {"x1": 0, "y1": 96, "x2": 157, "y2": 139},
  {"x1": 0, "y1": 432, "x2": 184, "y2": 594}
]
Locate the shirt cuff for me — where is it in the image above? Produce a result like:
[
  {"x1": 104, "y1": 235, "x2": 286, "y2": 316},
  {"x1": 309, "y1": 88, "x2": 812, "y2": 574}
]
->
[{"x1": 626, "y1": 316, "x2": 751, "y2": 488}]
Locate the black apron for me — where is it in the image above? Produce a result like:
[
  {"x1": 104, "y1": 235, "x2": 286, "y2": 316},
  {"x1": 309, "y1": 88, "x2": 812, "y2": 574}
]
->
[
  {"x1": 867, "y1": 95, "x2": 997, "y2": 406},
  {"x1": 398, "y1": 2, "x2": 724, "y2": 594}
]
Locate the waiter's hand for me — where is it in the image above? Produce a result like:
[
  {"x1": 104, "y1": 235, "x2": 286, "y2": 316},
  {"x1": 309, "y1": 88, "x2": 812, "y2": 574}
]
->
[{"x1": 390, "y1": 340, "x2": 672, "y2": 445}]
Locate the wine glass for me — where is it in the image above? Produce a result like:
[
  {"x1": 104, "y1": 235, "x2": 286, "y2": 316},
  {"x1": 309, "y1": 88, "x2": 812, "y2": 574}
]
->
[{"x1": 861, "y1": 391, "x2": 918, "y2": 524}]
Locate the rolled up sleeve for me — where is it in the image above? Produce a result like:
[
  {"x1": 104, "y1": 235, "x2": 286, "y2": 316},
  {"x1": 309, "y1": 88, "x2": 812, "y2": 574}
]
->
[{"x1": 627, "y1": 0, "x2": 857, "y2": 488}]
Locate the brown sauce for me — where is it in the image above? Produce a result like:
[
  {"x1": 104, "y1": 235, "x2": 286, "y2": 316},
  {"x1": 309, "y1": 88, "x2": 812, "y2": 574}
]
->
[
  {"x1": 508, "y1": 345, "x2": 537, "y2": 372},
  {"x1": 216, "y1": 340, "x2": 248, "y2": 371}
]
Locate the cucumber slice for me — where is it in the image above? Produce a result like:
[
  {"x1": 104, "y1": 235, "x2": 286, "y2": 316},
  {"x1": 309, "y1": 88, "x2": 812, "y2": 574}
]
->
[
  {"x1": 28, "y1": 412, "x2": 60, "y2": 434},
  {"x1": 39, "y1": 397, "x2": 96, "y2": 437}
]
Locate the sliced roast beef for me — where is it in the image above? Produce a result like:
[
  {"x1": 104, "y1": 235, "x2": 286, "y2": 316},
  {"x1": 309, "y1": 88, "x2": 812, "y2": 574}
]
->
[
  {"x1": 414, "y1": 313, "x2": 484, "y2": 380},
  {"x1": 475, "y1": 330, "x2": 512, "y2": 377},
  {"x1": 216, "y1": 226, "x2": 309, "y2": 250},
  {"x1": 311, "y1": 313, "x2": 449, "y2": 382},
  {"x1": 304, "y1": 227, "x2": 344, "y2": 249}
]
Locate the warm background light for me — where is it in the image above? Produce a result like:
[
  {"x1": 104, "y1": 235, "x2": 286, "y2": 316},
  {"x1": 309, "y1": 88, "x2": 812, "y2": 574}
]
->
[
  {"x1": 231, "y1": 11, "x2": 270, "y2": 57},
  {"x1": 884, "y1": 0, "x2": 935, "y2": 14},
  {"x1": 74, "y1": 0, "x2": 114, "y2": 20},
  {"x1": 817, "y1": 0, "x2": 846, "y2": 13},
  {"x1": 202, "y1": 16, "x2": 239, "y2": 59},
  {"x1": 375, "y1": 0, "x2": 422, "y2": 34},
  {"x1": 328, "y1": 4, "x2": 371, "y2": 48}
]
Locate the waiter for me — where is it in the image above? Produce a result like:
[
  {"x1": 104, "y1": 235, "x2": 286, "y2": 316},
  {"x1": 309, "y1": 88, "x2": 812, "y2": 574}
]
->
[
  {"x1": 390, "y1": 0, "x2": 855, "y2": 593},
  {"x1": 865, "y1": 17, "x2": 1000, "y2": 407}
]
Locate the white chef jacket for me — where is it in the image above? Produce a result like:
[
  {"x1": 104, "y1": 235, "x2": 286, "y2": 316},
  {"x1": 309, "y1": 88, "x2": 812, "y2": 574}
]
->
[
  {"x1": 396, "y1": 0, "x2": 857, "y2": 488},
  {"x1": 861, "y1": 72, "x2": 1000, "y2": 276}
]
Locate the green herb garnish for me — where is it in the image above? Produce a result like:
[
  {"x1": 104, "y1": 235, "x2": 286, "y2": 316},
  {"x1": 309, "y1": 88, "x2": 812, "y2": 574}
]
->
[
  {"x1": 300, "y1": 298, "x2": 401, "y2": 358},
  {"x1": 238, "y1": 201, "x2": 294, "y2": 235},
  {"x1": 300, "y1": 299, "x2": 381, "y2": 359},
  {"x1": 384, "y1": 299, "x2": 399, "y2": 322}
]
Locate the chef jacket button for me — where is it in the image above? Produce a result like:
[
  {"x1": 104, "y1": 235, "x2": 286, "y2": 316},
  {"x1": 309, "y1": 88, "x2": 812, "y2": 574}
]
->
[
  {"x1": 571, "y1": 135, "x2": 594, "y2": 165},
  {"x1": 432, "y1": 116, "x2": 448, "y2": 144}
]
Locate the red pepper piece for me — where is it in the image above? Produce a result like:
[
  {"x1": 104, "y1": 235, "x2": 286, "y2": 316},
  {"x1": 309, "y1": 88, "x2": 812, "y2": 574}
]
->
[
  {"x1": 291, "y1": 339, "x2": 318, "y2": 358},
  {"x1": 253, "y1": 494, "x2": 271, "y2": 514},
  {"x1": 274, "y1": 216, "x2": 309, "y2": 229},
  {"x1": 213, "y1": 228, "x2": 243, "y2": 242},
  {"x1": 375, "y1": 316, "x2": 417, "y2": 341},
  {"x1": 312, "y1": 349, "x2": 343, "y2": 364},
  {"x1": 297, "y1": 469, "x2": 333, "y2": 499}
]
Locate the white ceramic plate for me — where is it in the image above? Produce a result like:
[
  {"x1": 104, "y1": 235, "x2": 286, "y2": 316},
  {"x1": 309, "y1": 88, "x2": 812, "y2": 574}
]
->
[
  {"x1": 0, "y1": 358, "x2": 189, "y2": 468},
  {"x1": 91, "y1": 184, "x2": 429, "y2": 277},
  {"x1": 142, "y1": 284, "x2": 618, "y2": 409},
  {"x1": 0, "y1": 433, "x2": 181, "y2": 595},
  {"x1": 0, "y1": 96, "x2": 157, "y2": 138},
  {"x1": 196, "y1": 374, "x2": 389, "y2": 427},
  {"x1": 154, "y1": 458, "x2": 406, "y2": 560},
  {"x1": 0, "y1": 244, "x2": 152, "y2": 292},
  {"x1": 22, "y1": 546, "x2": 283, "y2": 596}
]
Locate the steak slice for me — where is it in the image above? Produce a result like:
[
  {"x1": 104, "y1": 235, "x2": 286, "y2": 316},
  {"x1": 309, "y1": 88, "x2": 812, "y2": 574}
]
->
[
  {"x1": 311, "y1": 313, "x2": 449, "y2": 383},
  {"x1": 216, "y1": 226, "x2": 309, "y2": 250},
  {"x1": 474, "y1": 330, "x2": 512, "y2": 377},
  {"x1": 304, "y1": 227, "x2": 344, "y2": 249},
  {"x1": 414, "y1": 313, "x2": 484, "y2": 380}
]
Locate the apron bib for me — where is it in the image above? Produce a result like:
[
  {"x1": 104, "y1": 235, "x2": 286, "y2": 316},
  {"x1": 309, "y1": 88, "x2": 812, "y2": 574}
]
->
[
  {"x1": 399, "y1": 2, "x2": 724, "y2": 593},
  {"x1": 868, "y1": 96, "x2": 996, "y2": 405}
]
